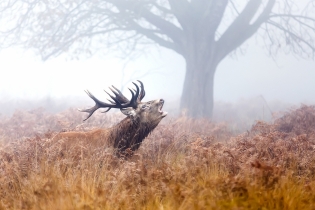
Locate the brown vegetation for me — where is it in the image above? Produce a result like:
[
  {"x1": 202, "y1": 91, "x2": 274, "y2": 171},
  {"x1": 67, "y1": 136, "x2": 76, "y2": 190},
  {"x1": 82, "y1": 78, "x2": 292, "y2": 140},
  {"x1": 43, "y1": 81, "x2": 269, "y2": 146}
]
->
[{"x1": 0, "y1": 105, "x2": 315, "y2": 209}]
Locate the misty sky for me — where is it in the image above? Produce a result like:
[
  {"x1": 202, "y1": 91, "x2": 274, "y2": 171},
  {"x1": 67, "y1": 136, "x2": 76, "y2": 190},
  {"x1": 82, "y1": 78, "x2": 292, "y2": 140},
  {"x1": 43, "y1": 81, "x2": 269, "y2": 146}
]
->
[
  {"x1": 0, "y1": 35, "x2": 315, "y2": 110},
  {"x1": 0, "y1": 0, "x2": 314, "y2": 116},
  {"x1": 0, "y1": 35, "x2": 314, "y2": 110}
]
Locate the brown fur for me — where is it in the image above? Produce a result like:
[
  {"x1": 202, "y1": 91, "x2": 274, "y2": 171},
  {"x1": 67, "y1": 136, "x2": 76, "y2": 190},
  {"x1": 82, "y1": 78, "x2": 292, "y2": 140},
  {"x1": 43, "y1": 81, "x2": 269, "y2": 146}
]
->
[{"x1": 53, "y1": 98, "x2": 167, "y2": 156}]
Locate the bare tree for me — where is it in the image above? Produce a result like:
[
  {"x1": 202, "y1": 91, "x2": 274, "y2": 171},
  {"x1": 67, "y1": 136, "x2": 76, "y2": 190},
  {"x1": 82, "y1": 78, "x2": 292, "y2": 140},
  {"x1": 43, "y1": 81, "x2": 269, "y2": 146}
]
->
[{"x1": 0, "y1": 0, "x2": 314, "y2": 118}]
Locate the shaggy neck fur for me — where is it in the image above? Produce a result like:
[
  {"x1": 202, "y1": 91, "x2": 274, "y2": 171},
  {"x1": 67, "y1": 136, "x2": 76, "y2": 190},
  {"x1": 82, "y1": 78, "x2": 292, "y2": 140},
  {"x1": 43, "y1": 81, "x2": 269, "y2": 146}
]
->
[{"x1": 109, "y1": 116, "x2": 159, "y2": 154}]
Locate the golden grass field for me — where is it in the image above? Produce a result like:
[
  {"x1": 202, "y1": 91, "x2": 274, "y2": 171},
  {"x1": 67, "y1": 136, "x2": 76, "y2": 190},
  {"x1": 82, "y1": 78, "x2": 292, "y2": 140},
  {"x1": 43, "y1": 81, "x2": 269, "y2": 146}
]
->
[{"x1": 0, "y1": 105, "x2": 315, "y2": 209}]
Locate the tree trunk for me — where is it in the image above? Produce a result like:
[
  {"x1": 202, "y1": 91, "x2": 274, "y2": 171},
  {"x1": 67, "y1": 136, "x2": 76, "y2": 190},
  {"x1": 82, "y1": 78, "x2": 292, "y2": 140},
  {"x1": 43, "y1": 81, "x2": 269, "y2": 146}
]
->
[
  {"x1": 180, "y1": 56, "x2": 217, "y2": 119},
  {"x1": 178, "y1": 0, "x2": 226, "y2": 119}
]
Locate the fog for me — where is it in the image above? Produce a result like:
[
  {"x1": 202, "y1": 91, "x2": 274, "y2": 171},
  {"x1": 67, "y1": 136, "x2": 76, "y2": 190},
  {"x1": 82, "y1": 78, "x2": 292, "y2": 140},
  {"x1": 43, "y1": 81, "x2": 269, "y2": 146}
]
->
[
  {"x1": 1, "y1": 37, "x2": 314, "y2": 117},
  {"x1": 0, "y1": 0, "x2": 314, "y2": 119}
]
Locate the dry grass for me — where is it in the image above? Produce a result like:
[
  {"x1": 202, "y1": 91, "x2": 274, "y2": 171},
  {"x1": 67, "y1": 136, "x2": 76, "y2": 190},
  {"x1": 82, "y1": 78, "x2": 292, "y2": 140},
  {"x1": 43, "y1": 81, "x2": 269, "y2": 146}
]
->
[{"x1": 0, "y1": 105, "x2": 315, "y2": 209}]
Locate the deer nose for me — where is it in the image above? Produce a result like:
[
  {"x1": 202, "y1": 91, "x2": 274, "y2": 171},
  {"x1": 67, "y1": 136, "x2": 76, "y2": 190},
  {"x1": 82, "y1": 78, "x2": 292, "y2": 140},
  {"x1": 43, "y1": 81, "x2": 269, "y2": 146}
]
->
[{"x1": 160, "y1": 99, "x2": 164, "y2": 103}]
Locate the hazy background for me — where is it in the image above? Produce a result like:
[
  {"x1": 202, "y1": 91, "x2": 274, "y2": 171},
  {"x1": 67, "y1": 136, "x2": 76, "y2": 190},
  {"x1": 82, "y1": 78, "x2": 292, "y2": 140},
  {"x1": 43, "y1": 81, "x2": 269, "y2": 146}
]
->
[{"x1": 0, "y1": 36, "x2": 314, "y2": 120}]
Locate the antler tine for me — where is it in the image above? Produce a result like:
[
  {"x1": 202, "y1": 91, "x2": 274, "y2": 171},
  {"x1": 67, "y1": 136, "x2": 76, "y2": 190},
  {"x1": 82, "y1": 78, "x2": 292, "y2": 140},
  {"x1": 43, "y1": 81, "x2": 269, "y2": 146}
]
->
[
  {"x1": 132, "y1": 82, "x2": 140, "y2": 98},
  {"x1": 104, "y1": 90, "x2": 121, "y2": 105},
  {"x1": 131, "y1": 82, "x2": 140, "y2": 107},
  {"x1": 110, "y1": 86, "x2": 129, "y2": 103},
  {"x1": 101, "y1": 107, "x2": 111, "y2": 113},
  {"x1": 137, "y1": 80, "x2": 145, "y2": 101},
  {"x1": 107, "y1": 99, "x2": 115, "y2": 104},
  {"x1": 79, "y1": 89, "x2": 132, "y2": 121},
  {"x1": 79, "y1": 81, "x2": 143, "y2": 121},
  {"x1": 128, "y1": 87, "x2": 136, "y2": 107},
  {"x1": 78, "y1": 90, "x2": 104, "y2": 121}
]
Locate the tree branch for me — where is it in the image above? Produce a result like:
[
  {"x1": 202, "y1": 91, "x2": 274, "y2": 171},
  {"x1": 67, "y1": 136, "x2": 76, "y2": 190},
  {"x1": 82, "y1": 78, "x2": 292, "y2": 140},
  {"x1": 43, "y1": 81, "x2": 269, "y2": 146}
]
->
[
  {"x1": 109, "y1": 0, "x2": 183, "y2": 45},
  {"x1": 126, "y1": 20, "x2": 182, "y2": 54},
  {"x1": 229, "y1": 0, "x2": 240, "y2": 15},
  {"x1": 167, "y1": 0, "x2": 190, "y2": 31},
  {"x1": 269, "y1": 14, "x2": 315, "y2": 22},
  {"x1": 267, "y1": 20, "x2": 315, "y2": 51},
  {"x1": 216, "y1": 0, "x2": 275, "y2": 62},
  {"x1": 138, "y1": 8, "x2": 183, "y2": 44}
]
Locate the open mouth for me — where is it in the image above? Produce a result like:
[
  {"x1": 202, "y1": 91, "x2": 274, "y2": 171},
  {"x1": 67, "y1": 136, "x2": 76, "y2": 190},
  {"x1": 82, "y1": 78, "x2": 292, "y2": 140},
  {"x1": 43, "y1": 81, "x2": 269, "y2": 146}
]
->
[
  {"x1": 159, "y1": 99, "x2": 167, "y2": 117},
  {"x1": 158, "y1": 101, "x2": 164, "y2": 112}
]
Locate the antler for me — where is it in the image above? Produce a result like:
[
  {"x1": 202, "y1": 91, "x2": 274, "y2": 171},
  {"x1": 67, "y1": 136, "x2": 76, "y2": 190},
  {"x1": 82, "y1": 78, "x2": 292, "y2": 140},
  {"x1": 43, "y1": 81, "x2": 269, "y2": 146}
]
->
[
  {"x1": 79, "y1": 81, "x2": 145, "y2": 121},
  {"x1": 137, "y1": 80, "x2": 145, "y2": 102}
]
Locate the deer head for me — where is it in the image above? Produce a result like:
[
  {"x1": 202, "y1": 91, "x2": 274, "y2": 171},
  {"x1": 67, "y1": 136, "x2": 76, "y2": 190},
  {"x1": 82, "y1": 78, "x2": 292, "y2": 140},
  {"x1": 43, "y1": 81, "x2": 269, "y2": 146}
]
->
[{"x1": 79, "y1": 80, "x2": 167, "y2": 125}]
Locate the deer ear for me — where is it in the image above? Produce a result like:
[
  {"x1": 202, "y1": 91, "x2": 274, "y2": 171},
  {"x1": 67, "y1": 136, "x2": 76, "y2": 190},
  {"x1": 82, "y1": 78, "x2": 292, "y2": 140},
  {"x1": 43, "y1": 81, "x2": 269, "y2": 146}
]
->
[{"x1": 120, "y1": 108, "x2": 136, "y2": 117}]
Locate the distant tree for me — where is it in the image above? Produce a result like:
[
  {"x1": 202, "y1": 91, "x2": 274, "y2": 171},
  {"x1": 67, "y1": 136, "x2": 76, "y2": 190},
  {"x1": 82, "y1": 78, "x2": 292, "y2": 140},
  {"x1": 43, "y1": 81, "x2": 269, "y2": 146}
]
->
[{"x1": 0, "y1": 0, "x2": 314, "y2": 118}]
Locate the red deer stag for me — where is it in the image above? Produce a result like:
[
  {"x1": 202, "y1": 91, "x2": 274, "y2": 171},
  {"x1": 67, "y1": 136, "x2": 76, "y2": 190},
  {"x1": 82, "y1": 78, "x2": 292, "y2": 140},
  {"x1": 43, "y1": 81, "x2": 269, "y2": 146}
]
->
[{"x1": 54, "y1": 80, "x2": 167, "y2": 155}]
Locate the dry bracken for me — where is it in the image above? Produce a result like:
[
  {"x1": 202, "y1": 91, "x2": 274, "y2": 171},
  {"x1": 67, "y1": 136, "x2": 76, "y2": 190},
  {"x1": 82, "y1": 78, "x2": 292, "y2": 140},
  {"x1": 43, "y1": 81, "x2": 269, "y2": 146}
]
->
[{"x1": 0, "y1": 104, "x2": 314, "y2": 209}]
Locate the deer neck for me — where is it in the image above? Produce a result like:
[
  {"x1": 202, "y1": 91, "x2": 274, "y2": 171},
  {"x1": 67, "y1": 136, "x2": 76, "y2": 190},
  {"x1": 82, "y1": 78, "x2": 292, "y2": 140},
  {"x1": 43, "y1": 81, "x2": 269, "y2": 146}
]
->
[{"x1": 109, "y1": 117, "x2": 158, "y2": 153}]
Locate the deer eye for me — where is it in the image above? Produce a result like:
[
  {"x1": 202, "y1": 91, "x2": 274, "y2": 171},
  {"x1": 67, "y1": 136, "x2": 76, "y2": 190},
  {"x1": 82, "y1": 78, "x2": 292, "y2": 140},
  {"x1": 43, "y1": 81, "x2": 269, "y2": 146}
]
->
[{"x1": 141, "y1": 104, "x2": 147, "y2": 109}]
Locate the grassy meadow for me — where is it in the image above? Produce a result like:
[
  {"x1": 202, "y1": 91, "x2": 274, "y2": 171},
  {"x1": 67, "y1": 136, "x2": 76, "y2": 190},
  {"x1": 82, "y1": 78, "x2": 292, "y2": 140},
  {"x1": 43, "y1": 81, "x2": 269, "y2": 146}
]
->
[{"x1": 0, "y1": 105, "x2": 315, "y2": 209}]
